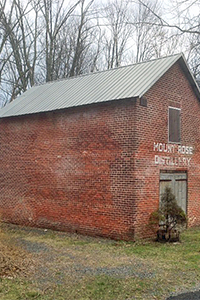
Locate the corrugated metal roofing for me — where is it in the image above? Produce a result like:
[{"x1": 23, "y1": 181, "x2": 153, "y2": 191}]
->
[{"x1": 0, "y1": 53, "x2": 199, "y2": 118}]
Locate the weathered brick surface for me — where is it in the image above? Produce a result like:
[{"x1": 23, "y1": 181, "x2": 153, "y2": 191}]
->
[
  {"x1": 0, "y1": 61, "x2": 200, "y2": 240},
  {"x1": 133, "y1": 62, "x2": 200, "y2": 238},
  {"x1": 0, "y1": 99, "x2": 137, "y2": 240}
]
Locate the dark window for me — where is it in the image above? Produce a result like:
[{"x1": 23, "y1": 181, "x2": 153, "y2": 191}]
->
[{"x1": 169, "y1": 107, "x2": 181, "y2": 143}]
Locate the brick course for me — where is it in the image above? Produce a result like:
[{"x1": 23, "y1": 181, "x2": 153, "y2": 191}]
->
[{"x1": 0, "y1": 60, "x2": 200, "y2": 240}]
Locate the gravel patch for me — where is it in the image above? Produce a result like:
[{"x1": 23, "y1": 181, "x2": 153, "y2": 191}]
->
[
  {"x1": 72, "y1": 265, "x2": 155, "y2": 278},
  {"x1": 17, "y1": 238, "x2": 50, "y2": 253}
]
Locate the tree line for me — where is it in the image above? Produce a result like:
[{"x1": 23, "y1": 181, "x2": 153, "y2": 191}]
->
[{"x1": 0, "y1": 0, "x2": 199, "y2": 106}]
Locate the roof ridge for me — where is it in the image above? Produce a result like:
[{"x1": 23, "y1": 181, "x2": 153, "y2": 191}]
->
[{"x1": 34, "y1": 53, "x2": 183, "y2": 87}]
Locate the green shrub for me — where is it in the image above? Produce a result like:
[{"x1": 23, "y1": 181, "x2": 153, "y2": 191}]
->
[{"x1": 149, "y1": 187, "x2": 187, "y2": 242}]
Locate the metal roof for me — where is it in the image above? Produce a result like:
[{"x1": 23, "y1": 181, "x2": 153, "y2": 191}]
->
[{"x1": 0, "y1": 53, "x2": 199, "y2": 118}]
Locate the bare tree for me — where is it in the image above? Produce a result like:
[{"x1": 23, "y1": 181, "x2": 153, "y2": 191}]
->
[
  {"x1": 38, "y1": 0, "x2": 100, "y2": 80},
  {"x1": 101, "y1": 0, "x2": 132, "y2": 69},
  {"x1": 134, "y1": 0, "x2": 200, "y2": 78},
  {"x1": 69, "y1": 0, "x2": 95, "y2": 77},
  {"x1": 0, "y1": 0, "x2": 18, "y2": 105},
  {"x1": 39, "y1": 0, "x2": 82, "y2": 82},
  {"x1": 132, "y1": 0, "x2": 163, "y2": 62},
  {"x1": 0, "y1": 0, "x2": 41, "y2": 104},
  {"x1": 127, "y1": 0, "x2": 184, "y2": 62}
]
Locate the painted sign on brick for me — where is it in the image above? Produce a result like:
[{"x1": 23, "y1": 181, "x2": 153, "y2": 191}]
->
[{"x1": 153, "y1": 142, "x2": 193, "y2": 167}]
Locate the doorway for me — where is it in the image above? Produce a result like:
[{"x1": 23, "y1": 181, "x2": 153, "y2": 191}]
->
[{"x1": 159, "y1": 171, "x2": 187, "y2": 213}]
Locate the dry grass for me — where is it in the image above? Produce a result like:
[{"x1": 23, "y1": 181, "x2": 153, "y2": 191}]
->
[{"x1": 0, "y1": 230, "x2": 35, "y2": 278}]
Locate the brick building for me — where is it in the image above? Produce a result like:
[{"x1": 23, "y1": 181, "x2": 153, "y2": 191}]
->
[{"x1": 0, "y1": 53, "x2": 200, "y2": 240}]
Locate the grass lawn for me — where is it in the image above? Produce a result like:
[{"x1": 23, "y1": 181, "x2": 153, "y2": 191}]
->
[{"x1": 0, "y1": 224, "x2": 200, "y2": 300}]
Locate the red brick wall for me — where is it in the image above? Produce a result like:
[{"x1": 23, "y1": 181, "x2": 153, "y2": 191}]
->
[
  {"x1": 0, "y1": 99, "x2": 137, "y2": 240},
  {"x1": 0, "y1": 61, "x2": 200, "y2": 240},
  {"x1": 133, "y1": 61, "x2": 200, "y2": 238}
]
